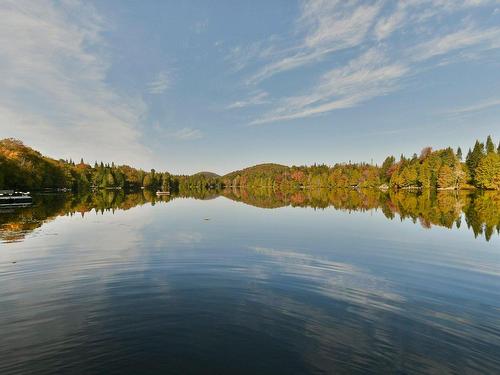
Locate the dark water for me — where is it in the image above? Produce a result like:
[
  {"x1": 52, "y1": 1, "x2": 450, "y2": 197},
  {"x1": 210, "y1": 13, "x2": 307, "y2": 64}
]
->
[{"x1": 1, "y1": 190, "x2": 499, "y2": 374}]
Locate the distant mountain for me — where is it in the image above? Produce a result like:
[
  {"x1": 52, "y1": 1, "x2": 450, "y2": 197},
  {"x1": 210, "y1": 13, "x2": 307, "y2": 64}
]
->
[
  {"x1": 222, "y1": 163, "x2": 290, "y2": 187},
  {"x1": 222, "y1": 163, "x2": 289, "y2": 179},
  {"x1": 192, "y1": 171, "x2": 220, "y2": 178}
]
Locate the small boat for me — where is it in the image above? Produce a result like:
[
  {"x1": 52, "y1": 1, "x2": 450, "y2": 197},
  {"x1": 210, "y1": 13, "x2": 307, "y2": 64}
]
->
[
  {"x1": 0, "y1": 190, "x2": 33, "y2": 206},
  {"x1": 156, "y1": 191, "x2": 170, "y2": 196}
]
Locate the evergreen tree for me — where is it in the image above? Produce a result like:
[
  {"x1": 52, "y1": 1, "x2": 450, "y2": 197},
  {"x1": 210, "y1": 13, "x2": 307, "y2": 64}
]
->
[
  {"x1": 475, "y1": 153, "x2": 500, "y2": 190},
  {"x1": 418, "y1": 160, "x2": 432, "y2": 189},
  {"x1": 466, "y1": 141, "x2": 485, "y2": 182},
  {"x1": 379, "y1": 156, "x2": 395, "y2": 183},
  {"x1": 486, "y1": 135, "x2": 495, "y2": 154},
  {"x1": 456, "y1": 147, "x2": 462, "y2": 160}
]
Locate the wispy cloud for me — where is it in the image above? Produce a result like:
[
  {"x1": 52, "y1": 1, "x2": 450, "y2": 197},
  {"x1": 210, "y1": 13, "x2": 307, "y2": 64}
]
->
[
  {"x1": 167, "y1": 127, "x2": 204, "y2": 141},
  {"x1": 227, "y1": 91, "x2": 269, "y2": 109},
  {"x1": 147, "y1": 71, "x2": 171, "y2": 94},
  {"x1": 224, "y1": 41, "x2": 275, "y2": 73},
  {"x1": 374, "y1": 4, "x2": 405, "y2": 41},
  {"x1": 409, "y1": 26, "x2": 500, "y2": 62},
  {"x1": 445, "y1": 97, "x2": 500, "y2": 116},
  {"x1": 227, "y1": 0, "x2": 500, "y2": 125},
  {"x1": 0, "y1": 0, "x2": 152, "y2": 166},
  {"x1": 251, "y1": 49, "x2": 408, "y2": 124},
  {"x1": 245, "y1": 1, "x2": 383, "y2": 85}
]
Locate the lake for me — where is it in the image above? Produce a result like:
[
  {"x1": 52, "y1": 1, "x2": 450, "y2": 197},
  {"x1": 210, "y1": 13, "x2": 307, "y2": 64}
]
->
[{"x1": 1, "y1": 190, "x2": 499, "y2": 374}]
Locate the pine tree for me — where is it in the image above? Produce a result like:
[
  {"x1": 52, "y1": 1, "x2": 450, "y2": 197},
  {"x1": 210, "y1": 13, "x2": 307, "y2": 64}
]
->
[
  {"x1": 475, "y1": 153, "x2": 500, "y2": 189},
  {"x1": 497, "y1": 141, "x2": 500, "y2": 154},
  {"x1": 380, "y1": 156, "x2": 395, "y2": 183},
  {"x1": 466, "y1": 140, "x2": 485, "y2": 182},
  {"x1": 418, "y1": 160, "x2": 432, "y2": 189},
  {"x1": 456, "y1": 147, "x2": 462, "y2": 160},
  {"x1": 486, "y1": 135, "x2": 495, "y2": 154}
]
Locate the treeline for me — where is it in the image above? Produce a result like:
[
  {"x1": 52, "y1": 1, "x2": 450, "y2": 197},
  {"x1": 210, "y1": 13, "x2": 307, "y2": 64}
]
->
[
  {"x1": 1, "y1": 136, "x2": 499, "y2": 192},
  {"x1": 221, "y1": 136, "x2": 500, "y2": 191},
  {"x1": 174, "y1": 172, "x2": 223, "y2": 192},
  {"x1": 0, "y1": 138, "x2": 226, "y2": 192},
  {"x1": 0, "y1": 138, "x2": 177, "y2": 191},
  {"x1": 388, "y1": 136, "x2": 500, "y2": 190}
]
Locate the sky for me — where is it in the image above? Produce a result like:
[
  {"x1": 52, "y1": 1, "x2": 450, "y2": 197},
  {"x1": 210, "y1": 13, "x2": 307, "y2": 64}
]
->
[{"x1": 1, "y1": 0, "x2": 500, "y2": 175}]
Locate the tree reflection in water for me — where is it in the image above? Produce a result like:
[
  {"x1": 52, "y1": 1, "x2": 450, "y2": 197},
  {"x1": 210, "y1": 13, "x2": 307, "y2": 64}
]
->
[{"x1": 1, "y1": 188, "x2": 499, "y2": 243}]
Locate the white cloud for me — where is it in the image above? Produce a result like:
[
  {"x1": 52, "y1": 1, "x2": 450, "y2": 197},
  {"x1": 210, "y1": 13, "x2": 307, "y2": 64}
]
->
[
  {"x1": 147, "y1": 71, "x2": 171, "y2": 94},
  {"x1": 0, "y1": 0, "x2": 152, "y2": 166},
  {"x1": 410, "y1": 26, "x2": 500, "y2": 62},
  {"x1": 228, "y1": 0, "x2": 500, "y2": 124},
  {"x1": 168, "y1": 127, "x2": 204, "y2": 141},
  {"x1": 251, "y1": 49, "x2": 408, "y2": 124},
  {"x1": 301, "y1": 0, "x2": 382, "y2": 49},
  {"x1": 445, "y1": 97, "x2": 500, "y2": 115},
  {"x1": 245, "y1": 1, "x2": 383, "y2": 85},
  {"x1": 374, "y1": 6, "x2": 406, "y2": 41},
  {"x1": 225, "y1": 41, "x2": 276, "y2": 73},
  {"x1": 227, "y1": 91, "x2": 269, "y2": 109}
]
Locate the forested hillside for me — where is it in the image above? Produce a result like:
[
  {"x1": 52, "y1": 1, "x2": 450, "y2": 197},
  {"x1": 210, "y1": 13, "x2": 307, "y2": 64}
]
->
[
  {"x1": 1, "y1": 136, "x2": 499, "y2": 191},
  {"x1": 0, "y1": 139, "x2": 172, "y2": 191},
  {"x1": 220, "y1": 136, "x2": 500, "y2": 191}
]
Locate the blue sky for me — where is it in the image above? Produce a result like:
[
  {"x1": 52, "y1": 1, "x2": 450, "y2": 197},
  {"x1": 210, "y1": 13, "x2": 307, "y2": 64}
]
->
[{"x1": 1, "y1": 0, "x2": 500, "y2": 174}]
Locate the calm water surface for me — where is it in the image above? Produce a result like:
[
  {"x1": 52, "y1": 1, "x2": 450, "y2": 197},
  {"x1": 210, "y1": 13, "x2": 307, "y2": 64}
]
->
[{"x1": 1, "y1": 192, "x2": 499, "y2": 374}]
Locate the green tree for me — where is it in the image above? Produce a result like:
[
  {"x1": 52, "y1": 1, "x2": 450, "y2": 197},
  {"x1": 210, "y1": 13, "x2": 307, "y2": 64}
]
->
[
  {"x1": 418, "y1": 160, "x2": 432, "y2": 189},
  {"x1": 475, "y1": 153, "x2": 500, "y2": 190},
  {"x1": 456, "y1": 147, "x2": 462, "y2": 160},
  {"x1": 397, "y1": 163, "x2": 419, "y2": 188},
  {"x1": 466, "y1": 140, "x2": 485, "y2": 182},
  {"x1": 379, "y1": 156, "x2": 395, "y2": 183},
  {"x1": 486, "y1": 135, "x2": 495, "y2": 154}
]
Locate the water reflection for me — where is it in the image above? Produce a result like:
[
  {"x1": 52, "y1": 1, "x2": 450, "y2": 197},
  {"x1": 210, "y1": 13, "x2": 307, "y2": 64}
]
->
[
  {"x1": 1, "y1": 190, "x2": 499, "y2": 374},
  {"x1": 2, "y1": 188, "x2": 499, "y2": 243},
  {"x1": 223, "y1": 187, "x2": 500, "y2": 241}
]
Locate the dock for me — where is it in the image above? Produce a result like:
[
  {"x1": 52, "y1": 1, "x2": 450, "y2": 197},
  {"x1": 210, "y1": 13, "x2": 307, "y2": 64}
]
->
[
  {"x1": 0, "y1": 190, "x2": 33, "y2": 206},
  {"x1": 156, "y1": 191, "x2": 170, "y2": 196}
]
